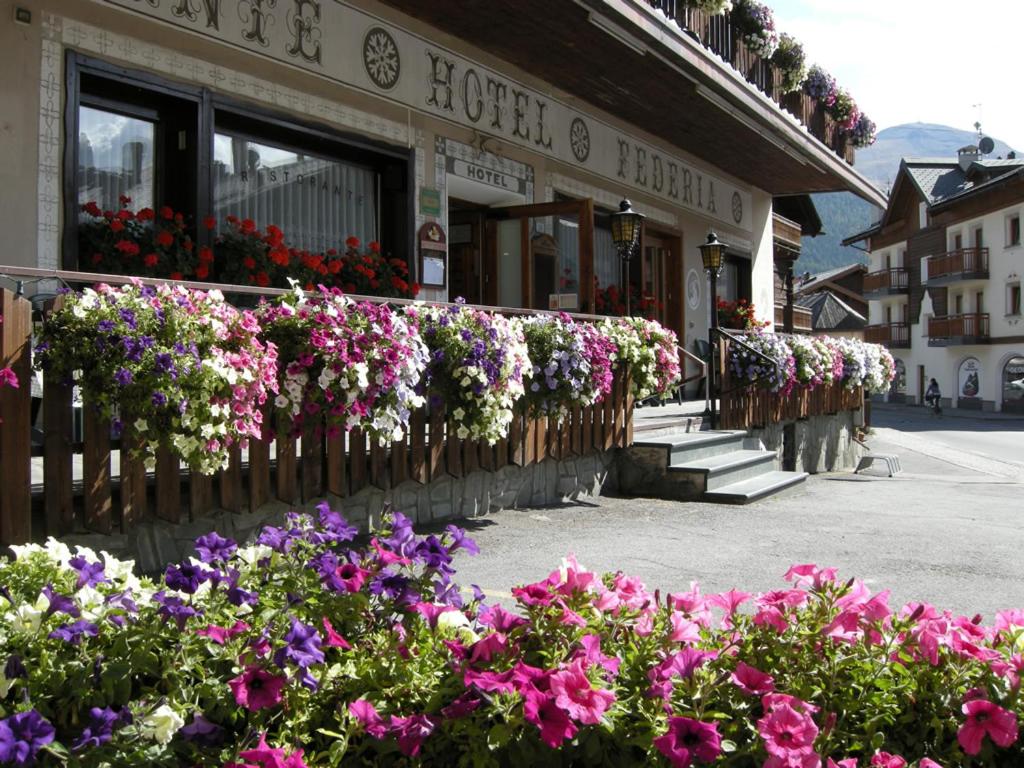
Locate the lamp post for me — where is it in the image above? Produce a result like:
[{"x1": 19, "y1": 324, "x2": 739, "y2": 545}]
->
[
  {"x1": 698, "y1": 231, "x2": 726, "y2": 429},
  {"x1": 610, "y1": 199, "x2": 644, "y2": 316}
]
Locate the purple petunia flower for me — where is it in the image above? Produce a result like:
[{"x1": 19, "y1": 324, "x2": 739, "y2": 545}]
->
[
  {"x1": 153, "y1": 591, "x2": 201, "y2": 630},
  {"x1": 178, "y1": 714, "x2": 224, "y2": 747},
  {"x1": 48, "y1": 620, "x2": 99, "y2": 645},
  {"x1": 114, "y1": 368, "x2": 133, "y2": 386},
  {"x1": 445, "y1": 525, "x2": 480, "y2": 556},
  {"x1": 274, "y1": 617, "x2": 324, "y2": 672},
  {"x1": 42, "y1": 585, "x2": 80, "y2": 618},
  {"x1": 194, "y1": 532, "x2": 237, "y2": 565},
  {"x1": 4, "y1": 656, "x2": 26, "y2": 682},
  {"x1": 68, "y1": 557, "x2": 108, "y2": 590},
  {"x1": 72, "y1": 706, "x2": 130, "y2": 751},
  {"x1": 164, "y1": 561, "x2": 212, "y2": 594},
  {"x1": 0, "y1": 710, "x2": 55, "y2": 766}
]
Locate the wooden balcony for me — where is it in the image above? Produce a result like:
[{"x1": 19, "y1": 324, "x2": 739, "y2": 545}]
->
[
  {"x1": 927, "y1": 313, "x2": 990, "y2": 346},
  {"x1": 864, "y1": 323, "x2": 910, "y2": 348},
  {"x1": 645, "y1": 1, "x2": 854, "y2": 165},
  {"x1": 863, "y1": 268, "x2": 909, "y2": 298},
  {"x1": 925, "y1": 248, "x2": 989, "y2": 285},
  {"x1": 774, "y1": 304, "x2": 813, "y2": 332}
]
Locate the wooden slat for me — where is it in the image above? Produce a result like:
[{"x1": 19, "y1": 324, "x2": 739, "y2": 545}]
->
[
  {"x1": 43, "y1": 370, "x2": 74, "y2": 536},
  {"x1": 495, "y1": 436, "x2": 508, "y2": 469},
  {"x1": 220, "y1": 445, "x2": 243, "y2": 514},
  {"x1": 276, "y1": 413, "x2": 298, "y2": 504},
  {"x1": 524, "y1": 414, "x2": 536, "y2": 465},
  {"x1": 511, "y1": 411, "x2": 525, "y2": 466},
  {"x1": 581, "y1": 405, "x2": 593, "y2": 457},
  {"x1": 602, "y1": 377, "x2": 614, "y2": 450},
  {"x1": 155, "y1": 446, "x2": 181, "y2": 524},
  {"x1": 82, "y1": 408, "x2": 112, "y2": 535},
  {"x1": 560, "y1": 411, "x2": 572, "y2": 457},
  {"x1": 301, "y1": 417, "x2": 323, "y2": 502},
  {"x1": 0, "y1": 289, "x2": 32, "y2": 544},
  {"x1": 447, "y1": 429, "x2": 463, "y2": 478},
  {"x1": 119, "y1": 427, "x2": 147, "y2": 531},
  {"x1": 370, "y1": 438, "x2": 388, "y2": 489},
  {"x1": 249, "y1": 428, "x2": 272, "y2": 512},
  {"x1": 463, "y1": 438, "x2": 479, "y2": 474},
  {"x1": 410, "y1": 409, "x2": 427, "y2": 484},
  {"x1": 479, "y1": 438, "x2": 494, "y2": 471},
  {"x1": 535, "y1": 417, "x2": 547, "y2": 462},
  {"x1": 349, "y1": 427, "x2": 367, "y2": 493},
  {"x1": 547, "y1": 416, "x2": 560, "y2": 461},
  {"x1": 325, "y1": 428, "x2": 347, "y2": 497},
  {"x1": 569, "y1": 405, "x2": 581, "y2": 456},
  {"x1": 428, "y1": 408, "x2": 445, "y2": 481},
  {"x1": 624, "y1": 374, "x2": 635, "y2": 446},
  {"x1": 392, "y1": 434, "x2": 408, "y2": 486},
  {"x1": 612, "y1": 374, "x2": 624, "y2": 447},
  {"x1": 189, "y1": 471, "x2": 214, "y2": 522},
  {"x1": 592, "y1": 398, "x2": 603, "y2": 451}
]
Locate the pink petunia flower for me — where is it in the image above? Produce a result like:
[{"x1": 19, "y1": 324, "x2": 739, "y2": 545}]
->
[
  {"x1": 196, "y1": 620, "x2": 249, "y2": 645},
  {"x1": 783, "y1": 564, "x2": 838, "y2": 590},
  {"x1": 918, "y1": 759, "x2": 944, "y2": 768},
  {"x1": 653, "y1": 716, "x2": 722, "y2": 767},
  {"x1": 228, "y1": 667, "x2": 286, "y2": 711},
  {"x1": 731, "y1": 661, "x2": 775, "y2": 695},
  {"x1": 757, "y1": 701, "x2": 819, "y2": 761},
  {"x1": 522, "y1": 688, "x2": 577, "y2": 748},
  {"x1": 321, "y1": 617, "x2": 351, "y2": 649},
  {"x1": 235, "y1": 733, "x2": 307, "y2": 768},
  {"x1": 869, "y1": 751, "x2": 906, "y2": 767},
  {"x1": 826, "y1": 759, "x2": 858, "y2": 768},
  {"x1": 957, "y1": 698, "x2": 1019, "y2": 755},
  {"x1": 348, "y1": 699, "x2": 389, "y2": 739},
  {"x1": 389, "y1": 714, "x2": 435, "y2": 757},
  {"x1": 548, "y1": 659, "x2": 615, "y2": 725},
  {"x1": 0, "y1": 368, "x2": 18, "y2": 388}
]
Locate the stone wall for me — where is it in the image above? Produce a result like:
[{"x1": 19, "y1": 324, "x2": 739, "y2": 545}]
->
[
  {"x1": 64, "y1": 451, "x2": 618, "y2": 573},
  {"x1": 755, "y1": 410, "x2": 865, "y2": 474}
]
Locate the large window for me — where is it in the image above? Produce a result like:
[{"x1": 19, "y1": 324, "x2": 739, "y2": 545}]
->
[{"x1": 65, "y1": 53, "x2": 411, "y2": 270}]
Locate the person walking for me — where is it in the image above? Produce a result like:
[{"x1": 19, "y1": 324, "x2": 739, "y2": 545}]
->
[{"x1": 924, "y1": 378, "x2": 942, "y2": 415}]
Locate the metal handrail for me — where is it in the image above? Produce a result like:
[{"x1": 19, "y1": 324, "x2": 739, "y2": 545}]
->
[
  {"x1": 712, "y1": 327, "x2": 782, "y2": 397},
  {"x1": 676, "y1": 344, "x2": 707, "y2": 387}
]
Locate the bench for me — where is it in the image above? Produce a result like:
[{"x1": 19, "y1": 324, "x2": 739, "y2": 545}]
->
[{"x1": 855, "y1": 453, "x2": 901, "y2": 477}]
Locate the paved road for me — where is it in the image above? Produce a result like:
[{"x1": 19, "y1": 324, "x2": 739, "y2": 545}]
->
[{"x1": 442, "y1": 406, "x2": 1024, "y2": 619}]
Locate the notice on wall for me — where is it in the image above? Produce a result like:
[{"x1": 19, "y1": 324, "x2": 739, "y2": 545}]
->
[{"x1": 958, "y1": 357, "x2": 981, "y2": 399}]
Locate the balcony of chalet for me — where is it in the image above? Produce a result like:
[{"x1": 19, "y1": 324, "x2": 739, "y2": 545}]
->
[
  {"x1": 865, "y1": 322, "x2": 911, "y2": 349},
  {"x1": 923, "y1": 248, "x2": 989, "y2": 286},
  {"x1": 863, "y1": 268, "x2": 909, "y2": 299},
  {"x1": 927, "y1": 313, "x2": 990, "y2": 346}
]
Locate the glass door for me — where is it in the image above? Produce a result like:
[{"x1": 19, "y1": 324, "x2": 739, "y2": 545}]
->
[{"x1": 483, "y1": 199, "x2": 594, "y2": 312}]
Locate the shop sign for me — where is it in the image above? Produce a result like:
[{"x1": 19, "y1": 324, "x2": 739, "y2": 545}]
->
[
  {"x1": 419, "y1": 187, "x2": 442, "y2": 217},
  {"x1": 448, "y1": 159, "x2": 526, "y2": 195},
  {"x1": 958, "y1": 357, "x2": 981, "y2": 400},
  {"x1": 99, "y1": 0, "x2": 752, "y2": 232}
]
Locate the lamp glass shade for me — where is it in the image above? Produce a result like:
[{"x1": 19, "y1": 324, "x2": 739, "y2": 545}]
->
[
  {"x1": 610, "y1": 199, "x2": 644, "y2": 255},
  {"x1": 699, "y1": 232, "x2": 726, "y2": 273}
]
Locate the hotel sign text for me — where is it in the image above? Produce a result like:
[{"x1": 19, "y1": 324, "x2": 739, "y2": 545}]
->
[{"x1": 100, "y1": 0, "x2": 751, "y2": 230}]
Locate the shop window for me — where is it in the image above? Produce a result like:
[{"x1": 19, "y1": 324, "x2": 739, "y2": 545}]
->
[
  {"x1": 65, "y1": 52, "x2": 411, "y2": 271},
  {"x1": 1004, "y1": 356, "x2": 1024, "y2": 413},
  {"x1": 1008, "y1": 282, "x2": 1022, "y2": 316}
]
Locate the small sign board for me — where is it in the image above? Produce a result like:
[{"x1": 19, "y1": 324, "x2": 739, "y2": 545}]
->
[
  {"x1": 419, "y1": 187, "x2": 442, "y2": 217},
  {"x1": 418, "y1": 222, "x2": 447, "y2": 288}
]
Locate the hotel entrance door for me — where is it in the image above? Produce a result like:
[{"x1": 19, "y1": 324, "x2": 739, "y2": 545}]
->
[{"x1": 482, "y1": 199, "x2": 594, "y2": 312}]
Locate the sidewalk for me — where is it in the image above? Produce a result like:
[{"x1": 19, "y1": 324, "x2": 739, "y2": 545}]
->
[{"x1": 870, "y1": 400, "x2": 1024, "y2": 423}]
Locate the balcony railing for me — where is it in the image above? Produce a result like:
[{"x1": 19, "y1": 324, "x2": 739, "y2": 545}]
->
[
  {"x1": 927, "y1": 313, "x2": 990, "y2": 344},
  {"x1": 925, "y1": 248, "x2": 989, "y2": 283},
  {"x1": 774, "y1": 304, "x2": 813, "y2": 332},
  {"x1": 645, "y1": 1, "x2": 855, "y2": 164},
  {"x1": 863, "y1": 268, "x2": 909, "y2": 296},
  {"x1": 864, "y1": 323, "x2": 910, "y2": 348}
]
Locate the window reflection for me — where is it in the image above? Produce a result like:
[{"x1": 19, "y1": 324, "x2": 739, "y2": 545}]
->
[
  {"x1": 78, "y1": 106, "x2": 155, "y2": 212},
  {"x1": 213, "y1": 132, "x2": 377, "y2": 253}
]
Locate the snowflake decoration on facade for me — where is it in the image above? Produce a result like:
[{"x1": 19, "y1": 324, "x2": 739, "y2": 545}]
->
[
  {"x1": 363, "y1": 27, "x2": 400, "y2": 90},
  {"x1": 569, "y1": 118, "x2": 590, "y2": 163}
]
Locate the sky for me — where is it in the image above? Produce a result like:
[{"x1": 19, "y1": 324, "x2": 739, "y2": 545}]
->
[{"x1": 768, "y1": 0, "x2": 1022, "y2": 150}]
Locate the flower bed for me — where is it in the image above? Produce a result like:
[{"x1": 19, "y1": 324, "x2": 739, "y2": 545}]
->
[
  {"x1": 520, "y1": 313, "x2": 616, "y2": 422},
  {"x1": 0, "y1": 509, "x2": 1021, "y2": 767},
  {"x1": 257, "y1": 284, "x2": 428, "y2": 443},
  {"x1": 602, "y1": 317, "x2": 682, "y2": 400},
  {"x1": 729, "y1": 332, "x2": 894, "y2": 396},
  {"x1": 410, "y1": 303, "x2": 529, "y2": 444},
  {"x1": 34, "y1": 282, "x2": 277, "y2": 473}
]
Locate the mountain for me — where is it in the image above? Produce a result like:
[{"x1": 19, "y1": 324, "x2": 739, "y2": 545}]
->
[{"x1": 794, "y1": 123, "x2": 1017, "y2": 276}]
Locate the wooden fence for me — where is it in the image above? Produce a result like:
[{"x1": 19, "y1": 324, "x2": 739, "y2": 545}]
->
[
  {"x1": 0, "y1": 287, "x2": 635, "y2": 547},
  {"x1": 717, "y1": 336, "x2": 864, "y2": 430}
]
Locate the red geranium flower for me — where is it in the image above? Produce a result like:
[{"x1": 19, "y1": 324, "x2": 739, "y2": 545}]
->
[
  {"x1": 160, "y1": 205, "x2": 174, "y2": 220},
  {"x1": 198, "y1": 246, "x2": 214, "y2": 264},
  {"x1": 255, "y1": 271, "x2": 270, "y2": 287},
  {"x1": 144, "y1": 253, "x2": 159, "y2": 268},
  {"x1": 368, "y1": 240, "x2": 381, "y2": 253},
  {"x1": 241, "y1": 218, "x2": 257, "y2": 235},
  {"x1": 195, "y1": 264, "x2": 209, "y2": 280},
  {"x1": 136, "y1": 207, "x2": 155, "y2": 222},
  {"x1": 169, "y1": 272, "x2": 183, "y2": 281},
  {"x1": 155, "y1": 230, "x2": 174, "y2": 248},
  {"x1": 81, "y1": 201, "x2": 102, "y2": 218},
  {"x1": 115, "y1": 240, "x2": 140, "y2": 256},
  {"x1": 109, "y1": 220, "x2": 125, "y2": 234},
  {"x1": 243, "y1": 257, "x2": 257, "y2": 270},
  {"x1": 203, "y1": 215, "x2": 217, "y2": 230},
  {"x1": 345, "y1": 236, "x2": 360, "y2": 249}
]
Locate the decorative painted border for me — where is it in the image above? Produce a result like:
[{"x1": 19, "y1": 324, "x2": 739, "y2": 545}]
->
[
  {"x1": 37, "y1": 15, "x2": 63, "y2": 270},
  {"x1": 546, "y1": 172, "x2": 677, "y2": 227}
]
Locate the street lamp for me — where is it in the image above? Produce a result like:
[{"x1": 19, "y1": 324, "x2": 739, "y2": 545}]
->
[
  {"x1": 610, "y1": 199, "x2": 644, "y2": 315},
  {"x1": 698, "y1": 232, "x2": 726, "y2": 429}
]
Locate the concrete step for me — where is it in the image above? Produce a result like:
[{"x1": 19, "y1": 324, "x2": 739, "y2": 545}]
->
[
  {"x1": 669, "y1": 449, "x2": 776, "y2": 491},
  {"x1": 702, "y1": 470, "x2": 808, "y2": 504},
  {"x1": 633, "y1": 430, "x2": 748, "y2": 464}
]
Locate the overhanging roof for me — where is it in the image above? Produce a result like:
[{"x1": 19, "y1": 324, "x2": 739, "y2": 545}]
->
[{"x1": 374, "y1": 0, "x2": 886, "y2": 207}]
